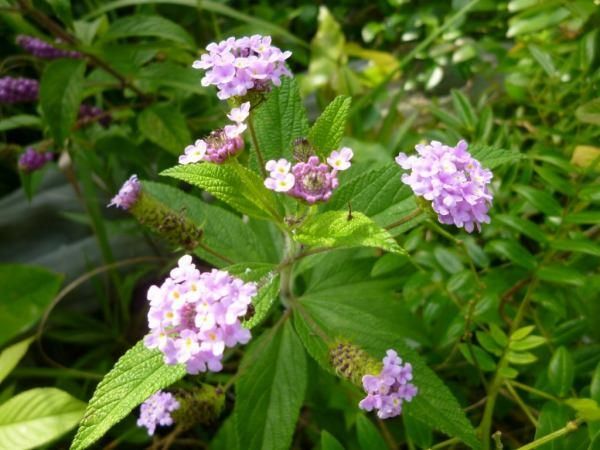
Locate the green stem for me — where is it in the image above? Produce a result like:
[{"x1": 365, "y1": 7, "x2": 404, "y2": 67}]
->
[
  {"x1": 429, "y1": 437, "x2": 461, "y2": 449},
  {"x1": 197, "y1": 242, "x2": 234, "y2": 265},
  {"x1": 384, "y1": 207, "x2": 423, "y2": 230},
  {"x1": 509, "y1": 380, "x2": 560, "y2": 403},
  {"x1": 515, "y1": 420, "x2": 581, "y2": 450},
  {"x1": 504, "y1": 380, "x2": 538, "y2": 427},
  {"x1": 247, "y1": 113, "x2": 267, "y2": 177}
]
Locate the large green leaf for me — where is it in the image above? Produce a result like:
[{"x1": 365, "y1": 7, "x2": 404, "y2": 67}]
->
[
  {"x1": 0, "y1": 337, "x2": 34, "y2": 384},
  {"x1": 40, "y1": 59, "x2": 86, "y2": 145},
  {"x1": 0, "y1": 265, "x2": 62, "y2": 347},
  {"x1": 0, "y1": 388, "x2": 85, "y2": 450},
  {"x1": 308, "y1": 95, "x2": 351, "y2": 157},
  {"x1": 250, "y1": 77, "x2": 309, "y2": 163},
  {"x1": 102, "y1": 14, "x2": 194, "y2": 47},
  {"x1": 161, "y1": 162, "x2": 282, "y2": 221},
  {"x1": 234, "y1": 320, "x2": 307, "y2": 450},
  {"x1": 70, "y1": 342, "x2": 186, "y2": 450},
  {"x1": 138, "y1": 103, "x2": 191, "y2": 155},
  {"x1": 293, "y1": 210, "x2": 405, "y2": 255}
]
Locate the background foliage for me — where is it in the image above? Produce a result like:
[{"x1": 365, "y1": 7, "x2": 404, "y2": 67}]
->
[{"x1": 0, "y1": 0, "x2": 599, "y2": 449}]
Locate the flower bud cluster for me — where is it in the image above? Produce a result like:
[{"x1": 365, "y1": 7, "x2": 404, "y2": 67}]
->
[
  {"x1": 0, "y1": 77, "x2": 39, "y2": 104},
  {"x1": 144, "y1": 255, "x2": 256, "y2": 375},
  {"x1": 16, "y1": 35, "x2": 81, "y2": 60},
  {"x1": 18, "y1": 147, "x2": 54, "y2": 172}
]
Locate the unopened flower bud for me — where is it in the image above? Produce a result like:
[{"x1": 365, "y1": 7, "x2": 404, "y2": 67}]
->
[
  {"x1": 171, "y1": 385, "x2": 225, "y2": 429},
  {"x1": 329, "y1": 341, "x2": 381, "y2": 387}
]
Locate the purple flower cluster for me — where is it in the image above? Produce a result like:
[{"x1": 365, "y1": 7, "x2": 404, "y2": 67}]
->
[
  {"x1": 15, "y1": 35, "x2": 81, "y2": 60},
  {"x1": 193, "y1": 35, "x2": 292, "y2": 100},
  {"x1": 18, "y1": 147, "x2": 54, "y2": 172},
  {"x1": 78, "y1": 104, "x2": 111, "y2": 128},
  {"x1": 137, "y1": 390, "x2": 180, "y2": 436},
  {"x1": 264, "y1": 148, "x2": 353, "y2": 204},
  {"x1": 108, "y1": 175, "x2": 141, "y2": 210},
  {"x1": 396, "y1": 140, "x2": 493, "y2": 233},
  {"x1": 144, "y1": 255, "x2": 255, "y2": 374},
  {"x1": 0, "y1": 76, "x2": 39, "y2": 104},
  {"x1": 359, "y1": 350, "x2": 418, "y2": 419}
]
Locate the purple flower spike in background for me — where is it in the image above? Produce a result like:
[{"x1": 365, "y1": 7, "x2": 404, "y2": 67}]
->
[
  {"x1": 137, "y1": 390, "x2": 180, "y2": 436},
  {"x1": 359, "y1": 349, "x2": 417, "y2": 420},
  {"x1": 396, "y1": 140, "x2": 493, "y2": 233},
  {"x1": 78, "y1": 104, "x2": 111, "y2": 128},
  {"x1": 15, "y1": 35, "x2": 81, "y2": 60},
  {"x1": 0, "y1": 77, "x2": 39, "y2": 104},
  {"x1": 108, "y1": 175, "x2": 141, "y2": 210},
  {"x1": 18, "y1": 147, "x2": 54, "y2": 173},
  {"x1": 193, "y1": 35, "x2": 292, "y2": 100}
]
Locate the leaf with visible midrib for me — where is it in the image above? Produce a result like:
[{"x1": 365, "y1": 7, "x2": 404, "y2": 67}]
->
[
  {"x1": 0, "y1": 388, "x2": 85, "y2": 450},
  {"x1": 308, "y1": 95, "x2": 351, "y2": 157},
  {"x1": 40, "y1": 59, "x2": 85, "y2": 145},
  {"x1": 102, "y1": 15, "x2": 195, "y2": 47},
  {"x1": 469, "y1": 143, "x2": 522, "y2": 170},
  {"x1": 70, "y1": 342, "x2": 186, "y2": 450},
  {"x1": 234, "y1": 320, "x2": 307, "y2": 450}
]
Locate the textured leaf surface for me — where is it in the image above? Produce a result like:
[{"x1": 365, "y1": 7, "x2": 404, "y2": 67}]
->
[
  {"x1": 251, "y1": 77, "x2": 309, "y2": 163},
  {"x1": 70, "y1": 342, "x2": 186, "y2": 450},
  {"x1": 0, "y1": 337, "x2": 34, "y2": 384},
  {"x1": 469, "y1": 144, "x2": 522, "y2": 170},
  {"x1": 234, "y1": 320, "x2": 307, "y2": 450},
  {"x1": 294, "y1": 210, "x2": 405, "y2": 254},
  {"x1": 102, "y1": 14, "x2": 194, "y2": 46},
  {"x1": 40, "y1": 59, "x2": 85, "y2": 145},
  {"x1": 0, "y1": 388, "x2": 85, "y2": 450},
  {"x1": 138, "y1": 104, "x2": 191, "y2": 155},
  {"x1": 308, "y1": 96, "x2": 351, "y2": 157},
  {"x1": 161, "y1": 162, "x2": 281, "y2": 221},
  {"x1": 0, "y1": 265, "x2": 62, "y2": 347}
]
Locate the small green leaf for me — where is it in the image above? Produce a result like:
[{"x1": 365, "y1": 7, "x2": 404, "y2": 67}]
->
[
  {"x1": 495, "y1": 214, "x2": 548, "y2": 243},
  {"x1": 234, "y1": 320, "x2": 307, "y2": 450},
  {"x1": 0, "y1": 388, "x2": 85, "y2": 450},
  {"x1": 550, "y1": 239, "x2": 600, "y2": 257},
  {"x1": 458, "y1": 344, "x2": 496, "y2": 371},
  {"x1": 575, "y1": 98, "x2": 600, "y2": 126},
  {"x1": 308, "y1": 96, "x2": 352, "y2": 157},
  {"x1": 564, "y1": 211, "x2": 600, "y2": 225},
  {"x1": 489, "y1": 325, "x2": 509, "y2": 348},
  {"x1": 507, "y1": 351, "x2": 538, "y2": 365},
  {"x1": 356, "y1": 415, "x2": 388, "y2": 450},
  {"x1": 528, "y1": 44, "x2": 557, "y2": 76},
  {"x1": 0, "y1": 115, "x2": 41, "y2": 132},
  {"x1": 477, "y1": 332, "x2": 504, "y2": 356},
  {"x1": 70, "y1": 342, "x2": 186, "y2": 450},
  {"x1": 102, "y1": 14, "x2": 194, "y2": 47},
  {"x1": 538, "y1": 266, "x2": 585, "y2": 286},
  {"x1": 564, "y1": 398, "x2": 600, "y2": 422},
  {"x1": 592, "y1": 362, "x2": 600, "y2": 403},
  {"x1": 321, "y1": 430, "x2": 345, "y2": 450},
  {"x1": 469, "y1": 143, "x2": 522, "y2": 169},
  {"x1": 0, "y1": 265, "x2": 62, "y2": 347},
  {"x1": 509, "y1": 336, "x2": 546, "y2": 351},
  {"x1": 486, "y1": 240, "x2": 537, "y2": 270},
  {"x1": 138, "y1": 104, "x2": 191, "y2": 155},
  {"x1": 548, "y1": 347, "x2": 575, "y2": 397},
  {"x1": 514, "y1": 185, "x2": 562, "y2": 217},
  {"x1": 451, "y1": 90, "x2": 476, "y2": 131},
  {"x1": 0, "y1": 337, "x2": 34, "y2": 384},
  {"x1": 40, "y1": 59, "x2": 86, "y2": 145},
  {"x1": 45, "y1": 0, "x2": 73, "y2": 26},
  {"x1": 293, "y1": 211, "x2": 405, "y2": 255},
  {"x1": 511, "y1": 326, "x2": 535, "y2": 341},
  {"x1": 534, "y1": 402, "x2": 572, "y2": 450}
]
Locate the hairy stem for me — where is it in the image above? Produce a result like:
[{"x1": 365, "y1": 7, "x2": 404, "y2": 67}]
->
[
  {"x1": 515, "y1": 420, "x2": 581, "y2": 450},
  {"x1": 247, "y1": 113, "x2": 267, "y2": 177},
  {"x1": 384, "y1": 207, "x2": 423, "y2": 230}
]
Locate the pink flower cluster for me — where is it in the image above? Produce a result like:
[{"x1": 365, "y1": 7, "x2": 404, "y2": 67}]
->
[
  {"x1": 137, "y1": 390, "x2": 180, "y2": 436},
  {"x1": 108, "y1": 175, "x2": 141, "y2": 210},
  {"x1": 359, "y1": 350, "x2": 418, "y2": 419},
  {"x1": 144, "y1": 255, "x2": 255, "y2": 374},
  {"x1": 396, "y1": 140, "x2": 493, "y2": 233},
  {"x1": 193, "y1": 35, "x2": 292, "y2": 100},
  {"x1": 264, "y1": 148, "x2": 353, "y2": 204},
  {"x1": 179, "y1": 102, "x2": 249, "y2": 165}
]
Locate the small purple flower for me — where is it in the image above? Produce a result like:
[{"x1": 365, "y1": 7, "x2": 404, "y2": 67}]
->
[
  {"x1": 144, "y1": 255, "x2": 257, "y2": 375},
  {"x1": 193, "y1": 35, "x2": 292, "y2": 100},
  {"x1": 396, "y1": 140, "x2": 493, "y2": 233},
  {"x1": 359, "y1": 349, "x2": 417, "y2": 420},
  {"x1": 15, "y1": 35, "x2": 81, "y2": 60},
  {"x1": 78, "y1": 104, "x2": 111, "y2": 128},
  {"x1": 137, "y1": 391, "x2": 180, "y2": 436},
  {"x1": 108, "y1": 175, "x2": 141, "y2": 210},
  {"x1": 0, "y1": 77, "x2": 39, "y2": 104},
  {"x1": 18, "y1": 147, "x2": 54, "y2": 172},
  {"x1": 327, "y1": 147, "x2": 354, "y2": 171}
]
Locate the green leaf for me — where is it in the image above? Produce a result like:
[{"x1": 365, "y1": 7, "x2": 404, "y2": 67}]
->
[
  {"x1": 70, "y1": 342, "x2": 186, "y2": 450},
  {"x1": 485, "y1": 240, "x2": 537, "y2": 270},
  {"x1": 534, "y1": 402, "x2": 572, "y2": 450},
  {"x1": 550, "y1": 239, "x2": 600, "y2": 257},
  {"x1": 0, "y1": 337, "x2": 34, "y2": 384},
  {"x1": 320, "y1": 430, "x2": 345, "y2": 450},
  {"x1": 161, "y1": 162, "x2": 281, "y2": 221},
  {"x1": 469, "y1": 144, "x2": 522, "y2": 170},
  {"x1": 592, "y1": 362, "x2": 600, "y2": 404},
  {"x1": 0, "y1": 265, "x2": 62, "y2": 347},
  {"x1": 356, "y1": 415, "x2": 388, "y2": 450},
  {"x1": 137, "y1": 62, "x2": 205, "y2": 94},
  {"x1": 293, "y1": 211, "x2": 405, "y2": 255},
  {"x1": 509, "y1": 335, "x2": 546, "y2": 351},
  {"x1": 565, "y1": 211, "x2": 600, "y2": 225},
  {"x1": 250, "y1": 77, "x2": 309, "y2": 163},
  {"x1": 0, "y1": 115, "x2": 41, "y2": 132},
  {"x1": 234, "y1": 320, "x2": 307, "y2": 450},
  {"x1": 495, "y1": 214, "x2": 548, "y2": 243},
  {"x1": 0, "y1": 388, "x2": 85, "y2": 450},
  {"x1": 308, "y1": 96, "x2": 352, "y2": 157},
  {"x1": 102, "y1": 14, "x2": 194, "y2": 47},
  {"x1": 514, "y1": 185, "x2": 562, "y2": 217},
  {"x1": 458, "y1": 344, "x2": 496, "y2": 371},
  {"x1": 451, "y1": 90, "x2": 476, "y2": 131},
  {"x1": 538, "y1": 266, "x2": 585, "y2": 286},
  {"x1": 507, "y1": 8, "x2": 571, "y2": 37},
  {"x1": 564, "y1": 398, "x2": 600, "y2": 422},
  {"x1": 575, "y1": 98, "x2": 600, "y2": 126},
  {"x1": 528, "y1": 44, "x2": 557, "y2": 77},
  {"x1": 40, "y1": 59, "x2": 86, "y2": 145},
  {"x1": 548, "y1": 347, "x2": 575, "y2": 397},
  {"x1": 511, "y1": 326, "x2": 535, "y2": 341},
  {"x1": 507, "y1": 350, "x2": 538, "y2": 365},
  {"x1": 138, "y1": 103, "x2": 191, "y2": 155},
  {"x1": 45, "y1": 0, "x2": 73, "y2": 26}
]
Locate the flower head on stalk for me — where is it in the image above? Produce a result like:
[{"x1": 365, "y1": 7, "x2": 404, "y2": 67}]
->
[
  {"x1": 137, "y1": 390, "x2": 180, "y2": 436},
  {"x1": 192, "y1": 35, "x2": 292, "y2": 100},
  {"x1": 144, "y1": 255, "x2": 256, "y2": 374},
  {"x1": 108, "y1": 175, "x2": 141, "y2": 210},
  {"x1": 395, "y1": 140, "x2": 493, "y2": 233}
]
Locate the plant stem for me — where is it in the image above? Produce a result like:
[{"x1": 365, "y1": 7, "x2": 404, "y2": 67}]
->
[
  {"x1": 247, "y1": 113, "x2": 267, "y2": 177},
  {"x1": 509, "y1": 380, "x2": 560, "y2": 402},
  {"x1": 384, "y1": 208, "x2": 423, "y2": 230},
  {"x1": 197, "y1": 242, "x2": 234, "y2": 265},
  {"x1": 504, "y1": 381, "x2": 538, "y2": 427},
  {"x1": 515, "y1": 420, "x2": 581, "y2": 450},
  {"x1": 429, "y1": 437, "x2": 460, "y2": 449}
]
